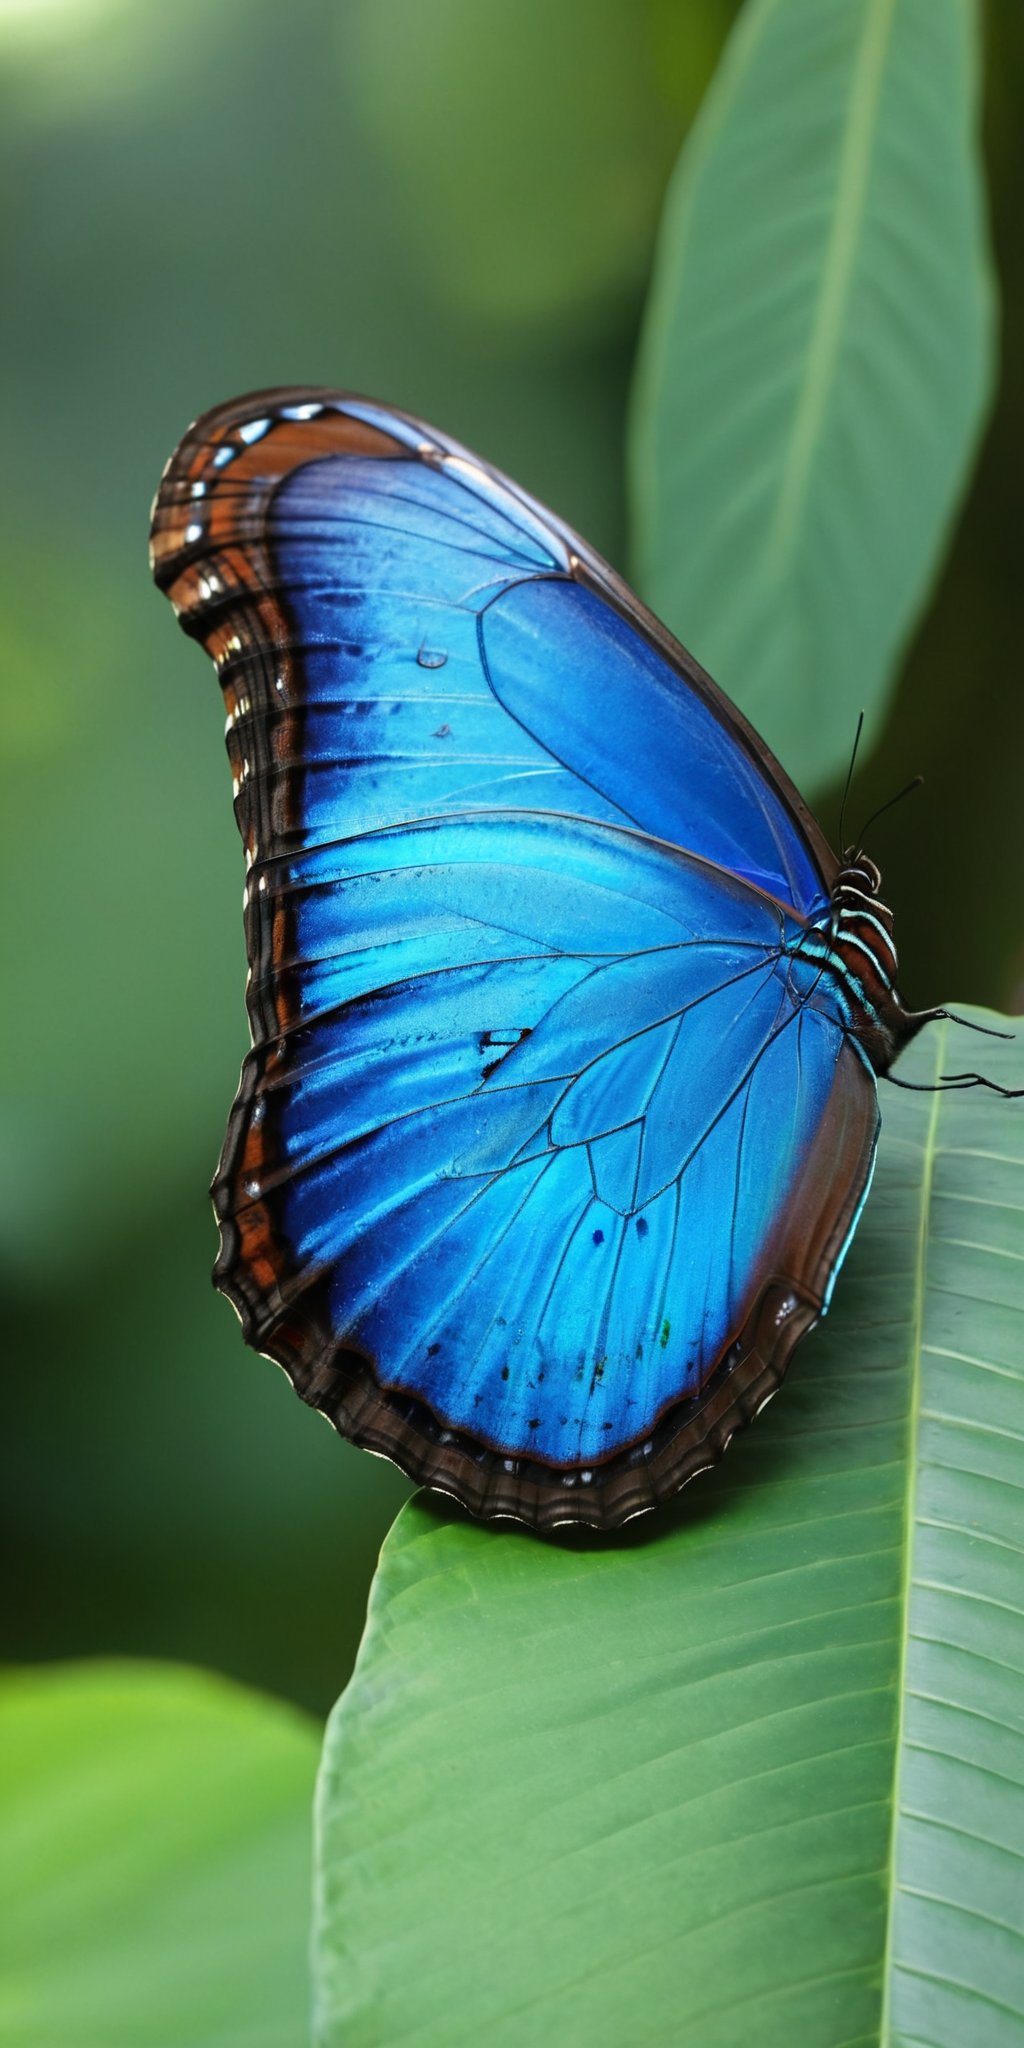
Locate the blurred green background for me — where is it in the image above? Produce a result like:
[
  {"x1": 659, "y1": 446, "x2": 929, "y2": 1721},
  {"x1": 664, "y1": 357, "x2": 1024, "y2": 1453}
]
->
[{"x1": 3, "y1": 0, "x2": 1021, "y2": 1717}]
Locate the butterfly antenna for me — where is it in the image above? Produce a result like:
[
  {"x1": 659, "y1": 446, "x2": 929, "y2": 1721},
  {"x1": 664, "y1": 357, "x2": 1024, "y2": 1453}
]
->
[
  {"x1": 838, "y1": 710, "x2": 865, "y2": 854},
  {"x1": 854, "y1": 774, "x2": 924, "y2": 854}
]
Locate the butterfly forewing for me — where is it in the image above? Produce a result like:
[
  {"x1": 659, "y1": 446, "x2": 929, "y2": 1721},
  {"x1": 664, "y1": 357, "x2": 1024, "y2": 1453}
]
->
[{"x1": 151, "y1": 388, "x2": 877, "y2": 1528}]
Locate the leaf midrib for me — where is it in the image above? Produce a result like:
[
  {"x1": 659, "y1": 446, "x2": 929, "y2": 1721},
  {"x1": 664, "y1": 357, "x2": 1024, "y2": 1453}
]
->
[{"x1": 878, "y1": 1018, "x2": 946, "y2": 2045}]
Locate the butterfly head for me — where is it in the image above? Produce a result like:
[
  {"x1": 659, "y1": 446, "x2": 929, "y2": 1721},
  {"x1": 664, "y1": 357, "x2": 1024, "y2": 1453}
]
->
[{"x1": 836, "y1": 850, "x2": 882, "y2": 897}]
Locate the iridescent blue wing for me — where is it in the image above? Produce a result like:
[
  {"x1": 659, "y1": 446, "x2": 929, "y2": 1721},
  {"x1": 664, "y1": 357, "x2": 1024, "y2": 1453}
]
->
[{"x1": 151, "y1": 389, "x2": 876, "y2": 1528}]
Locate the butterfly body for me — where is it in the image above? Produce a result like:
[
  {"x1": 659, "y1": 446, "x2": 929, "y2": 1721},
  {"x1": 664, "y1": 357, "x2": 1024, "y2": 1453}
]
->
[{"x1": 151, "y1": 388, "x2": 926, "y2": 1528}]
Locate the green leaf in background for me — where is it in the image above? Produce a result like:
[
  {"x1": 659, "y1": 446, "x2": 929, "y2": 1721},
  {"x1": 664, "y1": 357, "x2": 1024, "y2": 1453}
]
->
[
  {"x1": 0, "y1": 1662, "x2": 317, "y2": 2048},
  {"x1": 314, "y1": 1012, "x2": 1024, "y2": 2046},
  {"x1": 629, "y1": 0, "x2": 995, "y2": 795}
]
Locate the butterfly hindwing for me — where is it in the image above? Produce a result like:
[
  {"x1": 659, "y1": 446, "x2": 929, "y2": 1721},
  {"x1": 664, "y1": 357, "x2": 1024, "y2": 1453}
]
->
[{"x1": 151, "y1": 388, "x2": 877, "y2": 1527}]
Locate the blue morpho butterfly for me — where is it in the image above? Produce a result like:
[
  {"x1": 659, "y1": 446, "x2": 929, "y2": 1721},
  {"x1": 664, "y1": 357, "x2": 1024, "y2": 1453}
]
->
[{"x1": 150, "y1": 388, "x2": 1013, "y2": 1530}]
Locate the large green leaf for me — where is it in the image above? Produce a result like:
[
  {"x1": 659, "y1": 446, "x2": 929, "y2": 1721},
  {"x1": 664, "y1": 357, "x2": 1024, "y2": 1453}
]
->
[
  {"x1": 0, "y1": 1661, "x2": 317, "y2": 2047},
  {"x1": 314, "y1": 1012, "x2": 1024, "y2": 2046},
  {"x1": 629, "y1": 0, "x2": 995, "y2": 794}
]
